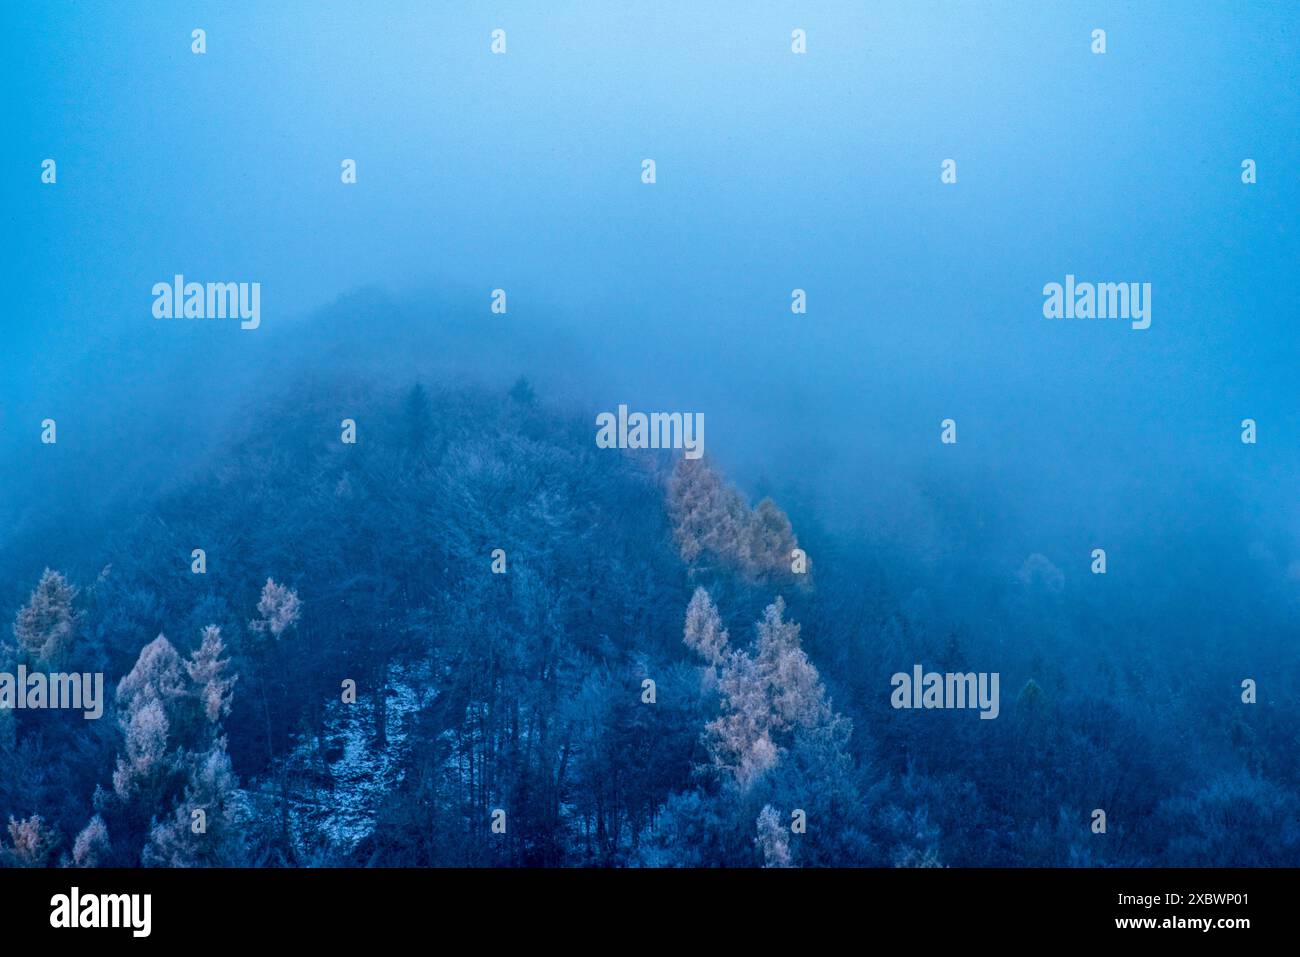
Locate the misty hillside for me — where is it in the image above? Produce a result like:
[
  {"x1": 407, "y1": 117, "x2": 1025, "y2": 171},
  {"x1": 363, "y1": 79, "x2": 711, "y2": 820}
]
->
[{"x1": 1, "y1": 344, "x2": 1296, "y2": 867}]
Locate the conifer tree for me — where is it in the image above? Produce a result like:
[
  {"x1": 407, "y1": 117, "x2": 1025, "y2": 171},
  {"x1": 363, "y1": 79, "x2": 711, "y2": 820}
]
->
[
  {"x1": 667, "y1": 461, "x2": 802, "y2": 579},
  {"x1": 143, "y1": 738, "x2": 247, "y2": 867},
  {"x1": 755, "y1": 804, "x2": 791, "y2": 867},
  {"x1": 685, "y1": 594, "x2": 836, "y2": 791},
  {"x1": 249, "y1": 578, "x2": 302, "y2": 638},
  {"x1": 112, "y1": 699, "x2": 172, "y2": 800},
  {"x1": 682, "y1": 587, "x2": 728, "y2": 667},
  {"x1": 1, "y1": 813, "x2": 59, "y2": 867},
  {"x1": 186, "y1": 625, "x2": 236, "y2": 727},
  {"x1": 72, "y1": 815, "x2": 111, "y2": 867},
  {"x1": 11, "y1": 569, "x2": 79, "y2": 668}
]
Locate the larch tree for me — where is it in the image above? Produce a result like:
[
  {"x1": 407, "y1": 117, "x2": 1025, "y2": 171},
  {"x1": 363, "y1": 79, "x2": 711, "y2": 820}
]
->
[
  {"x1": 72, "y1": 815, "x2": 111, "y2": 867},
  {"x1": 111, "y1": 699, "x2": 172, "y2": 801},
  {"x1": 1, "y1": 813, "x2": 59, "y2": 867},
  {"x1": 666, "y1": 459, "x2": 748, "y2": 566},
  {"x1": 143, "y1": 738, "x2": 247, "y2": 867},
  {"x1": 111, "y1": 635, "x2": 187, "y2": 807},
  {"x1": 751, "y1": 598, "x2": 829, "y2": 732},
  {"x1": 245, "y1": 579, "x2": 301, "y2": 835},
  {"x1": 685, "y1": 593, "x2": 836, "y2": 791},
  {"x1": 755, "y1": 804, "x2": 791, "y2": 868},
  {"x1": 139, "y1": 625, "x2": 245, "y2": 866},
  {"x1": 249, "y1": 578, "x2": 302, "y2": 639},
  {"x1": 11, "y1": 568, "x2": 80, "y2": 668},
  {"x1": 682, "y1": 587, "x2": 728, "y2": 668},
  {"x1": 116, "y1": 634, "x2": 188, "y2": 718},
  {"x1": 186, "y1": 625, "x2": 236, "y2": 728},
  {"x1": 106, "y1": 625, "x2": 247, "y2": 865},
  {"x1": 742, "y1": 498, "x2": 801, "y2": 578},
  {"x1": 667, "y1": 460, "x2": 803, "y2": 581}
]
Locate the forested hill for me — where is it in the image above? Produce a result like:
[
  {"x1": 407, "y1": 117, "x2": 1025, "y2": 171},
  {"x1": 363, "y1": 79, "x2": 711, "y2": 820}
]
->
[
  {"x1": 0, "y1": 373, "x2": 847, "y2": 866},
  {"x1": 1, "y1": 371, "x2": 1296, "y2": 867}
]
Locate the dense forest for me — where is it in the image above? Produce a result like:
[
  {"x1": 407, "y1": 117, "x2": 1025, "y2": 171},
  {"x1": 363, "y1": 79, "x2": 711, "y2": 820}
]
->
[{"x1": 0, "y1": 359, "x2": 1295, "y2": 868}]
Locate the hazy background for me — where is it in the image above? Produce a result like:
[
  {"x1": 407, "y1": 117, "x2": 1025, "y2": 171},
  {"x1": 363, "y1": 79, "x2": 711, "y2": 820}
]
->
[{"x1": 2, "y1": 0, "x2": 1297, "y2": 654}]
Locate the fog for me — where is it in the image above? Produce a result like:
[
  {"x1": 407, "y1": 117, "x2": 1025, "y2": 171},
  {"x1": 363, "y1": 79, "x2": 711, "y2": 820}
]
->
[
  {"x1": 5, "y1": 2, "x2": 1296, "y2": 627},
  {"x1": 2, "y1": 3, "x2": 1298, "y2": 704},
  {"x1": 3, "y1": 1, "x2": 1300, "y2": 870}
]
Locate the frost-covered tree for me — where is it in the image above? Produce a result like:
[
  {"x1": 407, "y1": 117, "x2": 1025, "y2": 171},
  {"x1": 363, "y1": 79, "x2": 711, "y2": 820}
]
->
[
  {"x1": 111, "y1": 633, "x2": 190, "y2": 804},
  {"x1": 1, "y1": 813, "x2": 59, "y2": 867},
  {"x1": 683, "y1": 587, "x2": 728, "y2": 667},
  {"x1": 11, "y1": 568, "x2": 79, "y2": 667},
  {"x1": 755, "y1": 804, "x2": 791, "y2": 868},
  {"x1": 72, "y1": 815, "x2": 111, "y2": 867},
  {"x1": 1016, "y1": 553, "x2": 1064, "y2": 594},
  {"x1": 1160, "y1": 771, "x2": 1300, "y2": 867},
  {"x1": 103, "y1": 626, "x2": 248, "y2": 865},
  {"x1": 741, "y1": 499, "x2": 800, "y2": 578},
  {"x1": 709, "y1": 650, "x2": 781, "y2": 789},
  {"x1": 143, "y1": 738, "x2": 248, "y2": 867},
  {"x1": 692, "y1": 596, "x2": 833, "y2": 790},
  {"x1": 660, "y1": 589, "x2": 871, "y2": 865},
  {"x1": 112, "y1": 699, "x2": 171, "y2": 800},
  {"x1": 249, "y1": 579, "x2": 301, "y2": 639},
  {"x1": 186, "y1": 625, "x2": 236, "y2": 726},
  {"x1": 116, "y1": 635, "x2": 188, "y2": 719},
  {"x1": 667, "y1": 459, "x2": 747, "y2": 565},
  {"x1": 751, "y1": 598, "x2": 829, "y2": 731},
  {"x1": 667, "y1": 460, "x2": 802, "y2": 580}
]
